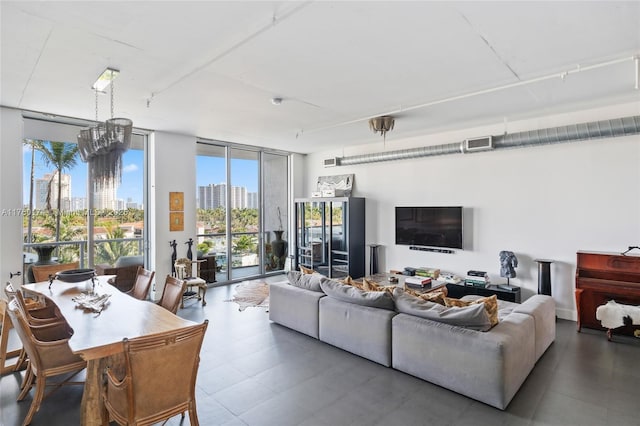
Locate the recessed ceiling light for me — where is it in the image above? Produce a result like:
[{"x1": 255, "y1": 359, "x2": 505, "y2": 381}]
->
[{"x1": 92, "y1": 68, "x2": 120, "y2": 92}]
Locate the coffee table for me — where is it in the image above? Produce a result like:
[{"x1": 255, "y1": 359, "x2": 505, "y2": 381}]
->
[{"x1": 366, "y1": 272, "x2": 446, "y2": 294}]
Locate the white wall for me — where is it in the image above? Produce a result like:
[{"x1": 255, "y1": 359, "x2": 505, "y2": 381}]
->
[
  {"x1": 0, "y1": 108, "x2": 25, "y2": 295},
  {"x1": 303, "y1": 103, "x2": 640, "y2": 320},
  {"x1": 150, "y1": 131, "x2": 197, "y2": 300}
]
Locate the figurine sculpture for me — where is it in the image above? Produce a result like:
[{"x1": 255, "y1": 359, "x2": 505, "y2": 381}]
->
[
  {"x1": 499, "y1": 251, "x2": 518, "y2": 285},
  {"x1": 185, "y1": 238, "x2": 194, "y2": 260},
  {"x1": 170, "y1": 240, "x2": 178, "y2": 276}
]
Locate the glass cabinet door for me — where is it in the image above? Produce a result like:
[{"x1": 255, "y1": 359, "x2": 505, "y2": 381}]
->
[{"x1": 329, "y1": 201, "x2": 348, "y2": 278}]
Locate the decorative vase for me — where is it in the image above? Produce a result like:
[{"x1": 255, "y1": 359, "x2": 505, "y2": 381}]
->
[
  {"x1": 27, "y1": 245, "x2": 58, "y2": 283},
  {"x1": 271, "y1": 230, "x2": 288, "y2": 270}
]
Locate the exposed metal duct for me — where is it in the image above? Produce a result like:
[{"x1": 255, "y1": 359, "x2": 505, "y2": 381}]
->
[{"x1": 336, "y1": 116, "x2": 640, "y2": 167}]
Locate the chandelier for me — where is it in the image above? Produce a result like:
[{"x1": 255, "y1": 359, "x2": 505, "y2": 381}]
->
[
  {"x1": 368, "y1": 115, "x2": 395, "y2": 140},
  {"x1": 77, "y1": 68, "x2": 132, "y2": 190}
]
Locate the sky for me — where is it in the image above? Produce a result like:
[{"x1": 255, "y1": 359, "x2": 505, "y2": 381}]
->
[
  {"x1": 196, "y1": 156, "x2": 258, "y2": 192},
  {"x1": 23, "y1": 143, "x2": 258, "y2": 206}
]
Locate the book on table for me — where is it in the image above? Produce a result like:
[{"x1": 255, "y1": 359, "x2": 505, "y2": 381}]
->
[{"x1": 405, "y1": 276, "x2": 432, "y2": 287}]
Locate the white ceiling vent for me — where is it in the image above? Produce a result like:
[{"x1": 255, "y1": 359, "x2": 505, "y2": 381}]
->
[
  {"x1": 324, "y1": 157, "x2": 339, "y2": 167},
  {"x1": 463, "y1": 136, "x2": 493, "y2": 153}
]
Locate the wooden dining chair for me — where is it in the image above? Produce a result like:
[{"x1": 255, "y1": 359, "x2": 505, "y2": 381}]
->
[
  {"x1": 1, "y1": 284, "x2": 64, "y2": 377},
  {"x1": 124, "y1": 266, "x2": 155, "y2": 301},
  {"x1": 157, "y1": 275, "x2": 186, "y2": 315},
  {"x1": 0, "y1": 298, "x2": 22, "y2": 375},
  {"x1": 31, "y1": 261, "x2": 79, "y2": 283},
  {"x1": 102, "y1": 320, "x2": 208, "y2": 426},
  {"x1": 7, "y1": 299, "x2": 86, "y2": 426}
]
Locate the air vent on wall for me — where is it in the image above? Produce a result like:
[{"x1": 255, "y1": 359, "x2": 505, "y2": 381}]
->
[
  {"x1": 463, "y1": 136, "x2": 493, "y2": 153},
  {"x1": 324, "y1": 157, "x2": 339, "y2": 167}
]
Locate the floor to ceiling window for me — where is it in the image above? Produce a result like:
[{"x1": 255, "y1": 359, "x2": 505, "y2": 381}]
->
[
  {"x1": 196, "y1": 142, "x2": 289, "y2": 284},
  {"x1": 22, "y1": 118, "x2": 148, "y2": 281}
]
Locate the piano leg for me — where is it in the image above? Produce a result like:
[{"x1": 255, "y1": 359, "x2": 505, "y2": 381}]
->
[{"x1": 575, "y1": 289, "x2": 583, "y2": 332}]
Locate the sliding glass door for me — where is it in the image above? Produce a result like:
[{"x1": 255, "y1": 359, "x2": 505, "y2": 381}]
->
[
  {"x1": 229, "y1": 148, "x2": 259, "y2": 279},
  {"x1": 196, "y1": 142, "x2": 288, "y2": 284}
]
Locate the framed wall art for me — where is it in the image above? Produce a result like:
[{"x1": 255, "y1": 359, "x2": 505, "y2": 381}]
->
[
  {"x1": 169, "y1": 211, "x2": 184, "y2": 232},
  {"x1": 169, "y1": 191, "x2": 184, "y2": 211}
]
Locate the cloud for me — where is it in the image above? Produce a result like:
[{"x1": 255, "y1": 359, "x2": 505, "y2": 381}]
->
[{"x1": 123, "y1": 164, "x2": 139, "y2": 173}]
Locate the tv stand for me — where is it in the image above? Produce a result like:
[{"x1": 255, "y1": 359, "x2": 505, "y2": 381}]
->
[
  {"x1": 446, "y1": 283, "x2": 521, "y2": 303},
  {"x1": 409, "y1": 246, "x2": 454, "y2": 254}
]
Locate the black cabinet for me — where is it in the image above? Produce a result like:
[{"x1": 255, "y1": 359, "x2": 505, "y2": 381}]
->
[
  {"x1": 446, "y1": 283, "x2": 521, "y2": 303},
  {"x1": 294, "y1": 197, "x2": 365, "y2": 279}
]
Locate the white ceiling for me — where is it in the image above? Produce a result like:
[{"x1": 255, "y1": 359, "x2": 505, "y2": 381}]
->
[{"x1": 1, "y1": 1, "x2": 639, "y2": 154}]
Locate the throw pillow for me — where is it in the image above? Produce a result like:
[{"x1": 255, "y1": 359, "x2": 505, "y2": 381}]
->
[
  {"x1": 363, "y1": 277, "x2": 397, "y2": 295},
  {"x1": 299, "y1": 265, "x2": 315, "y2": 274},
  {"x1": 402, "y1": 285, "x2": 448, "y2": 305},
  {"x1": 319, "y1": 277, "x2": 395, "y2": 310},
  {"x1": 393, "y1": 288, "x2": 491, "y2": 331},
  {"x1": 419, "y1": 289, "x2": 448, "y2": 305},
  {"x1": 363, "y1": 277, "x2": 380, "y2": 291},
  {"x1": 339, "y1": 275, "x2": 365, "y2": 290},
  {"x1": 287, "y1": 271, "x2": 324, "y2": 292},
  {"x1": 444, "y1": 294, "x2": 499, "y2": 327}
]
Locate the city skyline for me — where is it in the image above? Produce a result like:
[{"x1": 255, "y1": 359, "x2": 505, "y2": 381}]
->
[
  {"x1": 23, "y1": 142, "x2": 260, "y2": 207},
  {"x1": 22, "y1": 144, "x2": 144, "y2": 206}
]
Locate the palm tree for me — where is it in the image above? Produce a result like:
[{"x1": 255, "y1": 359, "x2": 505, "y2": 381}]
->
[
  {"x1": 94, "y1": 223, "x2": 137, "y2": 265},
  {"x1": 39, "y1": 141, "x2": 78, "y2": 243},
  {"x1": 23, "y1": 139, "x2": 44, "y2": 244}
]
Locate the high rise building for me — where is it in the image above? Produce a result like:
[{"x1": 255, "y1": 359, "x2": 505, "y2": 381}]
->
[
  {"x1": 197, "y1": 184, "x2": 257, "y2": 209},
  {"x1": 247, "y1": 192, "x2": 258, "y2": 209},
  {"x1": 231, "y1": 186, "x2": 247, "y2": 209},
  {"x1": 126, "y1": 197, "x2": 139, "y2": 209},
  {"x1": 71, "y1": 197, "x2": 87, "y2": 211},
  {"x1": 212, "y1": 184, "x2": 226, "y2": 208},
  {"x1": 198, "y1": 183, "x2": 228, "y2": 209},
  {"x1": 94, "y1": 181, "x2": 118, "y2": 210},
  {"x1": 34, "y1": 172, "x2": 71, "y2": 211}
]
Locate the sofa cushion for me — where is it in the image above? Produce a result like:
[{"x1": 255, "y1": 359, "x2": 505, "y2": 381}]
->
[
  {"x1": 320, "y1": 278, "x2": 395, "y2": 310},
  {"x1": 445, "y1": 294, "x2": 499, "y2": 327},
  {"x1": 393, "y1": 289, "x2": 491, "y2": 331},
  {"x1": 287, "y1": 271, "x2": 324, "y2": 292},
  {"x1": 114, "y1": 255, "x2": 143, "y2": 268}
]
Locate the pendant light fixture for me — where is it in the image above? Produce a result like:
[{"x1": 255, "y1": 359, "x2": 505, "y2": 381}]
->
[
  {"x1": 368, "y1": 115, "x2": 395, "y2": 141},
  {"x1": 77, "y1": 68, "x2": 132, "y2": 190}
]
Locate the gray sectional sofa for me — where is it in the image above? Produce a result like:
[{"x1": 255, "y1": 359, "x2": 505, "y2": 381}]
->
[{"x1": 269, "y1": 272, "x2": 556, "y2": 410}]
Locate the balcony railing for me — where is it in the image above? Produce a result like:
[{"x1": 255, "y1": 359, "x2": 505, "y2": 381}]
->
[{"x1": 24, "y1": 238, "x2": 144, "y2": 269}]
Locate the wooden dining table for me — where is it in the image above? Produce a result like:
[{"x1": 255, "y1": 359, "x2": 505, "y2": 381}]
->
[{"x1": 22, "y1": 275, "x2": 196, "y2": 425}]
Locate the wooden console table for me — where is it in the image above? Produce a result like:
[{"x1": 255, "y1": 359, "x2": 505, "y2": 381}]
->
[{"x1": 575, "y1": 251, "x2": 640, "y2": 336}]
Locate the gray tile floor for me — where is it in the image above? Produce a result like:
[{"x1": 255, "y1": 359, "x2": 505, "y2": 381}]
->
[{"x1": 2, "y1": 280, "x2": 640, "y2": 426}]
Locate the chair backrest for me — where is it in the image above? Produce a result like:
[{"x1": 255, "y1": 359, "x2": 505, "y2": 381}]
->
[
  {"x1": 32, "y1": 261, "x2": 80, "y2": 283},
  {"x1": 110, "y1": 321, "x2": 208, "y2": 423},
  {"x1": 158, "y1": 275, "x2": 186, "y2": 315},
  {"x1": 4, "y1": 282, "x2": 17, "y2": 300},
  {"x1": 14, "y1": 291, "x2": 61, "y2": 325},
  {"x1": 174, "y1": 258, "x2": 194, "y2": 279},
  {"x1": 130, "y1": 266, "x2": 155, "y2": 301}
]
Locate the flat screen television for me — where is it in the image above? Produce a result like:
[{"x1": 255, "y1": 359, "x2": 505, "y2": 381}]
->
[{"x1": 395, "y1": 206, "x2": 463, "y2": 249}]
